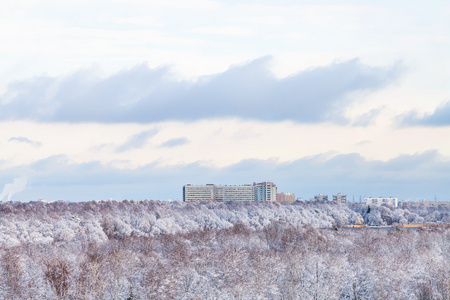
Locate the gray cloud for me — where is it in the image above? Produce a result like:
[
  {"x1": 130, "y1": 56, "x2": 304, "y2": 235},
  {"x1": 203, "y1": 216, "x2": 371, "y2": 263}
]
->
[
  {"x1": 115, "y1": 129, "x2": 159, "y2": 152},
  {"x1": 401, "y1": 101, "x2": 450, "y2": 126},
  {"x1": 8, "y1": 136, "x2": 42, "y2": 147},
  {"x1": 354, "y1": 140, "x2": 370, "y2": 146},
  {"x1": 0, "y1": 58, "x2": 402, "y2": 123},
  {"x1": 3, "y1": 150, "x2": 449, "y2": 202},
  {"x1": 160, "y1": 137, "x2": 189, "y2": 148},
  {"x1": 352, "y1": 107, "x2": 384, "y2": 126}
]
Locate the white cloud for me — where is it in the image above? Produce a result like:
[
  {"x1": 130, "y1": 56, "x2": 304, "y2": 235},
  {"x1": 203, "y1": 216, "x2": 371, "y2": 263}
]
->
[{"x1": 191, "y1": 26, "x2": 254, "y2": 37}]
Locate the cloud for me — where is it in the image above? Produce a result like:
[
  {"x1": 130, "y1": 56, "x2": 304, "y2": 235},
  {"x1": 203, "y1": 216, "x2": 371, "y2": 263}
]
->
[
  {"x1": 0, "y1": 58, "x2": 402, "y2": 124},
  {"x1": 8, "y1": 136, "x2": 42, "y2": 147},
  {"x1": 355, "y1": 140, "x2": 370, "y2": 146},
  {"x1": 191, "y1": 26, "x2": 254, "y2": 36},
  {"x1": 160, "y1": 137, "x2": 189, "y2": 147},
  {"x1": 401, "y1": 101, "x2": 450, "y2": 126},
  {"x1": 352, "y1": 107, "x2": 384, "y2": 126},
  {"x1": 2, "y1": 150, "x2": 449, "y2": 202},
  {"x1": 115, "y1": 129, "x2": 159, "y2": 152}
]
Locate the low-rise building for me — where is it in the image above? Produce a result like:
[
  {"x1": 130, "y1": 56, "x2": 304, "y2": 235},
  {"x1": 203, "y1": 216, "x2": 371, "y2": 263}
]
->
[
  {"x1": 314, "y1": 194, "x2": 328, "y2": 201},
  {"x1": 333, "y1": 193, "x2": 347, "y2": 203},
  {"x1": 276, "y1": 192, "x2": 296, "y2": 202},
  {"x1": 364, "y1": 197, "x2": 398, "y2": 207},
  {"x1": 401, "y1": 201, "x2": 450, "y2": 209}
]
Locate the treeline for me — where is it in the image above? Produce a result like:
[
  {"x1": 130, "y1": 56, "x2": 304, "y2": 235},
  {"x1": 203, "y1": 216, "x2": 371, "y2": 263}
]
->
[
  {"x1": 0, "y1": 222, "x2": 449, "y2": 299},
  {"x1": 0, "y1": 200, "x2": 447, "y2": 246}
]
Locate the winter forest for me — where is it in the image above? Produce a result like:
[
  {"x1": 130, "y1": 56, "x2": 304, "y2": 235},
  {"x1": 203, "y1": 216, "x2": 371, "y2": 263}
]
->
[{"x1": 0, "y1": 200, "x2": 449, "y2": 299}]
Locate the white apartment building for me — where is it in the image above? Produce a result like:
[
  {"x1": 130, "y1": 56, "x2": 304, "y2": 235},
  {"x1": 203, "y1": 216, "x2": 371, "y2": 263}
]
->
[
  {"x1": 364, "y1": 197, "x2": 398, "y2": 207},
  {"x1": 183, "y1": 184, "x2": 215, "y2": 201},
  {"x1": 183, "y1": 182, "x2": 277, "y2": 202},
  {"x1": 401, "y1": 201, "x2": 450, "y2": 209},
  {"x1": 214, "y1": 185, "x2": 255, "y2": 202}
]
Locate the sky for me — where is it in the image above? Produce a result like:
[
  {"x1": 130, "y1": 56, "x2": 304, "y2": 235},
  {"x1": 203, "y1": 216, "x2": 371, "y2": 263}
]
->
[{"x1": 1, "y1": 0, "x2": 450, "y2": 202}]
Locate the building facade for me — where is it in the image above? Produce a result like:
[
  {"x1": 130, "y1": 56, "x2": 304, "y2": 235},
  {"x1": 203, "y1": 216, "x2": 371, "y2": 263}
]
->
[
  {"x1": 253, "y1": 182, "x2": 277, "y2": 202},
  {"x1": 183, "y1": 182, "x2": 276, "y2": 202},
  {"x1": 314, "y1": 194, "x2": 328, "y2": 201},
  {"x1": 276, "y1": 192, "x2": 296, "y2": 202},
  {"x1": 401, "y1": 201, "x2": 450, "y2": 209},
  {"x1": 333, "y1": 193, "x2": 347, "y2": 203},
  {"x1": 214, "y1": 185, "x2": 255, "y2": 202},
  {"x1": 183, "y1": 184, "x2": 215, "y2": 202},
  {"x1": 364, "y1": 197, "x2": 398, "y2": 207}
]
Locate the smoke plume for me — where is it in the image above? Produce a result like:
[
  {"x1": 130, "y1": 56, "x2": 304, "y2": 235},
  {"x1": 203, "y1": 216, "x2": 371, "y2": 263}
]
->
[{"x1": 0, "y1": 177, "x2": 27, "y2": 202}]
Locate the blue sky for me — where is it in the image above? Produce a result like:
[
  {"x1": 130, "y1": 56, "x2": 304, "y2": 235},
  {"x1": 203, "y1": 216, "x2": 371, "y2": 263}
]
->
[{"x1": 1, "y1": 0, "x2": 450, "y2": 201}]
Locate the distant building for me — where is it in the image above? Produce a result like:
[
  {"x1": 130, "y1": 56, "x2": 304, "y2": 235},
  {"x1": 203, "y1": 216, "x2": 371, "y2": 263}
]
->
[
  {"x1": 276, "y1": 192, "x2": 296, "y2": 202},
  {"x1": 214, "y1": 184, "x2": 254, "y2": 202},
  {"x1": 314, "y1": 194, "x2": 328, "y2": 201},
  {"x1": 253, "y1": 182, "x2": 277, "y2": 202},
  {"x1": 401, "y1": 201, "x2": 450, "y2": 209},
  {"x1": 364, "y1": 197, "x2": 398, "y2": 207},
  {"x1": 183, "y1": 182, "x2": 277, "y2": 202},
  {"x1": 333, "y1": 193, "x2": 347, "y2": 203},
  {"x1": 276, "y1": 193, "x2": 283, "y2": 202},
  {"x1": 183, "y1": 184, "x2": 215, "y2": 201}
]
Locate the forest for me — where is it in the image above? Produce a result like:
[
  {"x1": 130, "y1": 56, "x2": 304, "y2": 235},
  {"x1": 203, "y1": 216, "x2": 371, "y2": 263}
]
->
[{"x1": 0, "y1": 200, "x2": 449, "y2": 299}]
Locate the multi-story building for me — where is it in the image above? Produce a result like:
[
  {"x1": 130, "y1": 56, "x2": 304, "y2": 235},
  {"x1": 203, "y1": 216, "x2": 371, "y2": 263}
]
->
[
  {"x1": 253, "y1": 182, "x2": 277, "y2": 202},
  {"x1": 183, "y1": 184, "x2": 215, "y2": 201},
  {"x1": 183, "y1": 182, "x2": 277, "y2": 202},
  {"x1": 276, "y1": 192, "x2": 296, "y2": 202},
  {"x1": 214, "y1": 185, "x2": 254, "y2": 202},
  {"x1": 286, "y1": 193, "x2": 296, "y2": 202},
  {"x1": 401, "y1": 201, "x2": 450, "y2": 209},
  {"x1": 364, "y1": 197, "x2": 398, "y2": 207},
  {"x1": 314, "y1": 194, "x2": 328, "y2": 201},
  {"x1": 333, "y1": 193, "x2": 347, "y2": 203}
]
